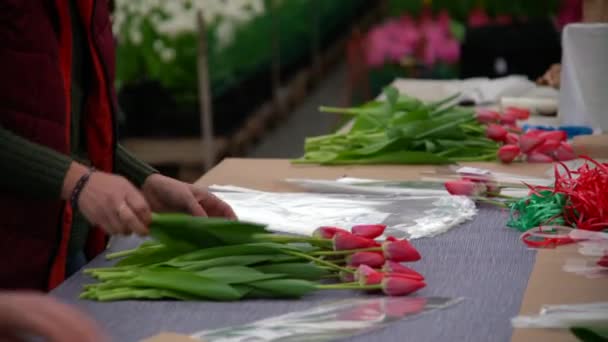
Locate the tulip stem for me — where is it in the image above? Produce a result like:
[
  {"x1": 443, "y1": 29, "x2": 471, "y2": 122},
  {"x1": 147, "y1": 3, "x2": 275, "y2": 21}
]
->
[
  {"x1": 317, "y1": 283, "x2": 380, "y2": 290},
  {"x1": 283, "y1": 250, "x2": 353, "y2": 273},
  {"x1": 473, "y1": 197, "x2": 509, "y2": 208},
  {"x1": 491, "y1": 193, "x2": 518, "y2": 200},
  {"x1": 311, "y1": 247, "x2": 382, "y2": 256},
  {"x1": 255, "y1": 234, "x2": 332, "y2": 248}
]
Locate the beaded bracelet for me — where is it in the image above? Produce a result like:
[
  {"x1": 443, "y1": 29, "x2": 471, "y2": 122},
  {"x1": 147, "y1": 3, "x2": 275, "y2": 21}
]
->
[{"x1": 70, "y1": 167, "x2": 95, "y2": 211}]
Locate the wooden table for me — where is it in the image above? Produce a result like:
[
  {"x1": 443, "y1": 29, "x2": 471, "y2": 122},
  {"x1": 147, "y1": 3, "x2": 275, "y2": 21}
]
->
[{"x1": 195, "y1": 158, "x2": 608, "y2": 342}]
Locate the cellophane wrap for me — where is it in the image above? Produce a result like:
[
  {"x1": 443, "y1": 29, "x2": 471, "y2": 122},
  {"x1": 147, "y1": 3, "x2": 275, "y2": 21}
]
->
[{"x1": 210, "y1": 185, "x2": 476, "y2": 239}]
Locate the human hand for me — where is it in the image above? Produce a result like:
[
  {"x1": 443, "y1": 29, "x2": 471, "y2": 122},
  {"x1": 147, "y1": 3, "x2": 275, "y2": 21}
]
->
[
  {"x1": 142, "y1": 174, "x2": 236, "y2": 219},
  {"x1": 62, "y1": 162, "x2": 151, "y2": 236},
  {"x1": 0, "y1": 292, "x2": 106, "y2": 342}
]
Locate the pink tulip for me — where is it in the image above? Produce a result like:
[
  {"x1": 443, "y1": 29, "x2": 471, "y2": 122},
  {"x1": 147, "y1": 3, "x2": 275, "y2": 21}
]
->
[
  {"x1": 486, "y1": 124, "x2": 508, "y2": 142},
  {"x1": 468, "y1": 8, "x2": 491, "y2": 28},
  {"x1": 527, "y1": 152, "x2": 554, "y2": 163},
  {"x1": 382, "y1": 240, "x2": 421, "y2": 262},
  {"x1": 347, "y1": 252, "x2": 385, "y2": 268},
  {"x1": 533, "y1": 140, "x2": 560, "y2": 154},
  {"x1": 381, "y1": 276, "x2": 426, "y2": 296},
  {"x1": 499, "y1": 112, "x2": 518, "y2": 125},
  {"x1": 554, "y1": 142, "x2": 577, "y2": 161},
  {"x1": 356, "y1": 265, "x2": 385, "y2": 285},
  {"x1": 505, "y1": 133, "x2": 519, "y2": 145},
  {"x1": 476, "y1": 109, "x2": 500, "y2": 123},
  {"x1": 504, "y1": 107, "x2": 530, "y2": 120},
  {"x1": 382, "y1": 261, "x2": 424, "y2": 281},
  {"x1": 333, "y1": 232, "x2": 378, "y2": 251},
  {"x1": 445, "y1": 179, "x2": 486, "y2": 196},
  {"x1": 538, "y1": 130, "x2": 567, "y2": 142},
  {"x1": 519, "y1": 132, "x2": 545, "y2": 153},
  {"x1": 352, "y1": 224, "x2": 386, "y2": 239},
  {"x1": 498, "y1": 145, "x2": 520, "y2": 164},
  {"x1": 313, "y1": 226, "x2": 349, "y2": 239}
]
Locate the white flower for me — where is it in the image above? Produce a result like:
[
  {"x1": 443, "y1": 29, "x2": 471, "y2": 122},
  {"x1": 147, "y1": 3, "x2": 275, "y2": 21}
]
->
[
  {"x1": 160, "y1": 48, "x2": 176, "y2": 62},
  {"x1": 113, "y1": 0, "x2": 268, "y2": 49}
]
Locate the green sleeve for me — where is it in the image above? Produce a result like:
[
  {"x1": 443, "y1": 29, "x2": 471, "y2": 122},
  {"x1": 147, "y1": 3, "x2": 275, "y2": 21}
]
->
[
  {"x1": 115, "y1": 144, "x2": 158, "y2": 188},
  {"x1": 0, "y1": 127, "x2": 72, "y2": 198}
]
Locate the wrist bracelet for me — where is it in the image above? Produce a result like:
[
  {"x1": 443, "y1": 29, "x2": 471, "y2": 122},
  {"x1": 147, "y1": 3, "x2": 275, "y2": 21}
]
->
[{"x1": 70, "y1": 167, "x2": 95, "y2": 211}]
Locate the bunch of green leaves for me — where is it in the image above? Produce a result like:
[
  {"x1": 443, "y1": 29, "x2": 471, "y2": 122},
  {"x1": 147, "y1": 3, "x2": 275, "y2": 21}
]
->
[
  {"x1": 295, "y1": 86, "x2": 499, "y2": 165},
  {"x1": 82, "y1": 214, "x2": 344, "y2": 301}
]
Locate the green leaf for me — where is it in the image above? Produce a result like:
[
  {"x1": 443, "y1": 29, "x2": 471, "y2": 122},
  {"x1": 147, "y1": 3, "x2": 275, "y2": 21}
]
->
[
  {"x1": 341, "y1": 137, "x2": 410, "y2": 157},
  {"x1": 127, "y1": 269, "x2": 242, "y2": 301},
  {"x1": 570, "y1": 327, "x2": 608, "y2": 342},
  {"x1": 248, "y1": 279, "x2": 317, "y2": 298},
  {"x1": 413, "y1": 117, "x2": 470, "y2": 140},
  {"x1": 167, "y1": 243, "x2": 291, "y2": 264},
  {"x1": 196, "y1": 266, "x2": 284, "y2": 284},
  {"x1": 351, "y1": 114, "x2": 383, "y2": 132},
  {"x1": 424, "y1": 140, "x2": 438, "y2": 153},
  {"x1": 178, "y1": 254, "x2": 277, "y2": 271},
  {"x1": 389, "y1": 109, "x2": 430, "y2": 126},
  {"x1": 116, "y1": 246, "x2": 188, "y2": 267},
  {"x1": 254, "y1": 263, "x2": 328, "y2": 280},
  {"x1": 150, "y1": 214, "x2": 268, "y2": 249},
  {"x1": 424, "y1": 93, "x2": 460, "y2": 110},
  {"x1": 450, "y1": 19, "x2": 466, "y2": 41},
  {"x1": 321, "y1": 151, "x2": 452, "y2": 165},
  {"x1": 383, "y1": 86, "x2": 399, "y2": 109},
  {"x1": 394, "y1": 119, "x2": 466, "y2": 140}
]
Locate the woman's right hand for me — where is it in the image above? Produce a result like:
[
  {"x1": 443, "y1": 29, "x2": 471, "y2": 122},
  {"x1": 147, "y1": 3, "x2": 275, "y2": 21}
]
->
[
  {"x1": 62, "y1": 162, "x2": 151, "y2": 236},
  {"x1": 0, "y1": 292, "x2": 106, "y2": 342}
]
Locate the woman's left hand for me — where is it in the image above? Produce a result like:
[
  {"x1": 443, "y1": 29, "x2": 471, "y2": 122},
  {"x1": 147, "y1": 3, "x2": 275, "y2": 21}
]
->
[{"x1": 141, "y1": 174, "x2": 236, "y2": 219}]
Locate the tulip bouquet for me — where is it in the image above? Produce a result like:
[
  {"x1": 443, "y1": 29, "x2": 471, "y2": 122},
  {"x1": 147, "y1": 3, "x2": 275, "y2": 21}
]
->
[
  {"x1": 478, "y1": 108, "x2": 577, "y2": 164},
  {"x1": 81, "y1": 214, "x2": 426, "y2": 301},
  {"x1": 296, "y1": 87, "x2": 502, "y2": 165}
]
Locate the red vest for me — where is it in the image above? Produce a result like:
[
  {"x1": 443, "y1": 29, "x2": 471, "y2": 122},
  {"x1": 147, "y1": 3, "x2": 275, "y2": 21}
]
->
[{"x1": 0, "y1": 0, "x2": 115, "y2": 290}]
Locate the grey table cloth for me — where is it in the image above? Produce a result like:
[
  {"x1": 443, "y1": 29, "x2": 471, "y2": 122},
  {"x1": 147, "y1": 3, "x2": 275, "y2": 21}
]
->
[{"x1": 53, "y1": 206, "x2": 535, "y2": 341}]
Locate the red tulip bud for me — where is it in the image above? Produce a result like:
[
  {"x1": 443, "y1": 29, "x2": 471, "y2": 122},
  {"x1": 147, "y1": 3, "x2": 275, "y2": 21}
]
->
[
  {"x1": 382, "y1": 240, "x2": 421, "y2": 262},
  {"x1": 486, "y1": 124, "x2": 508, "y2": 142},
  {"x1": 598, "y1": 255, "x2": 608, "y2": 268},
  {"x1": 445, "y1": 179, "x2": 486, "y2": 196},
  {"x1": 333, "y1": 232, "x2": 377, "y2": 251},
  {"x1": 504, "y1": 106, "x2": 530, "y2": 120},
  {"x1": 381, "y1": 276, "x2": 426, "y2": 296},
  {"x1": 382, "y1": 261, "x2": 424, "y2": 281},
  {"x1": 347, "y1": 252, "x2": 385, "y2": 268},
  {"x1": 497, "y1": 144, "x2": 520, "y2": 164},
  {"x1": 385, "y1": 236, "x2": 398, "y2": 242},
  {"x1": 519, "y1": 132, "x2": 545, "y2": 153},
  {"x1": 499, "y1": 112, "x2": 518, "y2": 125},
  {"x1": 554, "y1": 142, "x2": 577, "y2": 161},
  {"x1": 313, "y1": 226, "x2": 349, "y2": 239},
  {"x1": 533, "y1": 139, "x2": 560, "y2": 154},
  {"x1": 356, "y1": 265, "x2": 385, "y2": 285},
  {"x1": 476, "y1": 109, "x2": 500, "y2": 123},
  {"x1": 526, "y1": 152, "x2": 554, "y2": 163},
  {"x1": 505, "y1": 132, "x2": 519, "y2": 145},
  {"x1": 538, "y1": 130, "x2": 567, "y2": 142},
  {"x1": 352, "y1": 224, "x2": 386, "y2": 239}
]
